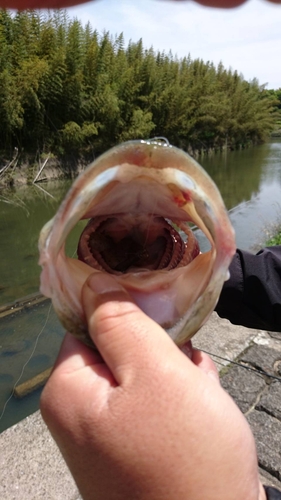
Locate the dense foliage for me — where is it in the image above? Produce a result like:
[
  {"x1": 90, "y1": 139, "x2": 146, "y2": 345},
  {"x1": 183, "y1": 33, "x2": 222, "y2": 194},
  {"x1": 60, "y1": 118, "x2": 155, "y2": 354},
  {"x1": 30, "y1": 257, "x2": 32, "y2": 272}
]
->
[
  {"x1": 0, "y1": 9, "x2": 279, "y2": 163},
  {"x1": 266, "y1": 88, "x2": 281, "y2": 134}
]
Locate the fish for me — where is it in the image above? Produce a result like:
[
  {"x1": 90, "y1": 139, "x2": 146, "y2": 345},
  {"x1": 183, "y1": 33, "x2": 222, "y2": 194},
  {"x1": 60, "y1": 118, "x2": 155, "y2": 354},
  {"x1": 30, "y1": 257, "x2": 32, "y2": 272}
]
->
[{"x1": 39, "y1": 138, "x2": 235, "y2": 348}]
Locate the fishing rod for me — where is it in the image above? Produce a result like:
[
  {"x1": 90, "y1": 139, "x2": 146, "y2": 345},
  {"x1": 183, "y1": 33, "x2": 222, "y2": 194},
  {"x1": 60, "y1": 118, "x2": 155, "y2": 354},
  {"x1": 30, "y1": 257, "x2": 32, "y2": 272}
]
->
[{"x1": 201, "y1": 349, "x2": 281, "y2": 382}]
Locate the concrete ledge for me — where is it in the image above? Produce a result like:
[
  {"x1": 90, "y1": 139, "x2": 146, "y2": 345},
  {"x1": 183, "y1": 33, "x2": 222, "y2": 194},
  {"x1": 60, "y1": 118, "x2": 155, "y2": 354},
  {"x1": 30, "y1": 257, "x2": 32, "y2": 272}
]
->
[{"x1": 0, "y1": 411, "x2": 81, "y2": 500}]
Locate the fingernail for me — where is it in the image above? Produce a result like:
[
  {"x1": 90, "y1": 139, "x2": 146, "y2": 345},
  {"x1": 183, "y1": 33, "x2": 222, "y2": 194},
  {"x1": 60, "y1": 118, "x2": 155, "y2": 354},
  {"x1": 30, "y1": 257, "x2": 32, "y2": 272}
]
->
[{"x1": 86, "y1": 273, "x2": 124, "y2": 295}]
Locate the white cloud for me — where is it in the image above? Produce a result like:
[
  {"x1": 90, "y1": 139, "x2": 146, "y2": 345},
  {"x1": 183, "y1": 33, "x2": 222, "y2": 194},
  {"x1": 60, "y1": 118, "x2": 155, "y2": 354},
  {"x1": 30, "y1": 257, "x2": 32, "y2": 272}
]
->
[{"x1": 68, "y1": 0, "x2": 281, "y2": 88}]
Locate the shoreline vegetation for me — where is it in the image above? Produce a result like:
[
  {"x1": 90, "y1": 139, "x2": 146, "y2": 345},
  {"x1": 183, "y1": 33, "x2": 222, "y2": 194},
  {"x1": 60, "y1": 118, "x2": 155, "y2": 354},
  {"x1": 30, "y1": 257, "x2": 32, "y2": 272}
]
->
[
  {"x1": 0, "y1": 9, "x2": 281, "y2": 188},
  {"x1": 252, "y1": 217, "x2": 281, "y2": 250},
  {"x1": 266, "y1": 228, "x2": 281, "y2": 247}
]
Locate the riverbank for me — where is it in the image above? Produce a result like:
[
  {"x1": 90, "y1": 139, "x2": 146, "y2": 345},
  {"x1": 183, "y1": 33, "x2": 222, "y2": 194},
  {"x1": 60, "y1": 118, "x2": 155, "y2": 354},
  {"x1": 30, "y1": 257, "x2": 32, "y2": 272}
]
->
[
  {"x1": 1, "y1": 312, "x2": 281, "y2": 498},
  {"x1": 271, "y1": 129, "x2": 281, "y2": 137},
  {"x1": 0, "y1": 140, "x2": 260, "y2": 189},
  {"x1": 0, "y1": 155, "x2": 88, "y2": 189}
]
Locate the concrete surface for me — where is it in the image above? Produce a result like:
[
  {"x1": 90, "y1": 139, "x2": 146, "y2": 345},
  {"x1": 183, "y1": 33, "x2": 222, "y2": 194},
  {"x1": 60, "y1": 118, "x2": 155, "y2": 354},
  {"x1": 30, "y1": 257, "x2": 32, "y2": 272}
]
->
[
  {"x1": 1, "y1": 312, "x2": 281, "y2": 498},
  {"x1": 0, "y1": 411, "x2": 81, "y2": 500}
]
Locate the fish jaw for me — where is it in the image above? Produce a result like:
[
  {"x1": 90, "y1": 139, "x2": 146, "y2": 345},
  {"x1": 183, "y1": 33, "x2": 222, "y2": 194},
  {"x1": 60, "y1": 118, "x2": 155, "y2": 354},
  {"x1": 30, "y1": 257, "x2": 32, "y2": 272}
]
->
[{"x1": 39, "y1": 139, "x2": 235, "y2": 347}]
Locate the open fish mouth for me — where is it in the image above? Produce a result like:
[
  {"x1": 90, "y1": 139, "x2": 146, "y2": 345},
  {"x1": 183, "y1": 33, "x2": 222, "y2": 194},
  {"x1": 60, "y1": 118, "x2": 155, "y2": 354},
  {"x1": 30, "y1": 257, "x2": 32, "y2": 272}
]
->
[{"x1": 39, "y1": 139, "x2": 235, "y2": 348}]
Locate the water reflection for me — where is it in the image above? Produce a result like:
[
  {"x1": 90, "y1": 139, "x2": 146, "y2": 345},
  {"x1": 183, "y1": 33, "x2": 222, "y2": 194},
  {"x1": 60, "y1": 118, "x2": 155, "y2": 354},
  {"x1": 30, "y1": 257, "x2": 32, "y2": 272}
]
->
[
  {"x1": 0, "y1": 299, "x2": 64, "y2": 432},
  {"x1": 0, "y1": 181, "x2": 80, "y2": 305},
  {"x1": 201, "y1": 143, "x2": 271, "y2": 210},
  {"x1": 200, "y1": 140, "x2": 281, "y2": 249}
]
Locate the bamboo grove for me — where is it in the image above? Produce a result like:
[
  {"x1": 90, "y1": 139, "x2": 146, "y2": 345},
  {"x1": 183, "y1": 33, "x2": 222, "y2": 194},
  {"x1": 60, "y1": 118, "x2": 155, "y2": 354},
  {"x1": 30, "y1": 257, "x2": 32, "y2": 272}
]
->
[{"x1": 0, "y1": 9, "x2": 280, "y2": 165}]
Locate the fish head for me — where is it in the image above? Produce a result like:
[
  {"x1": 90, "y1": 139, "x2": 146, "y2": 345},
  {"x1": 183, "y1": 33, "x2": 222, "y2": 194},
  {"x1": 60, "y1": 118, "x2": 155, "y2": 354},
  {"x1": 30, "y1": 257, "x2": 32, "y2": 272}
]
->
[{"x1": 39, "y1": 139, "x2": 235, "y2": 347}]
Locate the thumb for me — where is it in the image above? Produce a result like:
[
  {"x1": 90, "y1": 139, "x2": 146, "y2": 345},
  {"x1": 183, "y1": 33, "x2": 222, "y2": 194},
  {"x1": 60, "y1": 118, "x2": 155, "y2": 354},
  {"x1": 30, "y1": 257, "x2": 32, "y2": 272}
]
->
[{"x1": 81, "y1": 273, "x2": 182, "y2": 384}]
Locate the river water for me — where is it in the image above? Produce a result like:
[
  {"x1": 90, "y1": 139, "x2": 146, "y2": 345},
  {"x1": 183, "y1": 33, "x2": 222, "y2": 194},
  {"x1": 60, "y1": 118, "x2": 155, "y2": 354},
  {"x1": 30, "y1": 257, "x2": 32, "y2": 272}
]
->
[{"x1": 0, "y1": 139, "x2": 281, "y2": 432}]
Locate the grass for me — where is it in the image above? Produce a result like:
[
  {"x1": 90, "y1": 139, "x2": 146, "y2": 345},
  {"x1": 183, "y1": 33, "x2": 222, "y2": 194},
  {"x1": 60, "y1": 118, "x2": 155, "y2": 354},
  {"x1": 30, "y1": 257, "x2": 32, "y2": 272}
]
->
[
  {"x1": 266, "y1": 230, "x2": 281, "y2": 246},
  {"x1": 251, "y1": 214, "x2": 281, "y2": 252}
]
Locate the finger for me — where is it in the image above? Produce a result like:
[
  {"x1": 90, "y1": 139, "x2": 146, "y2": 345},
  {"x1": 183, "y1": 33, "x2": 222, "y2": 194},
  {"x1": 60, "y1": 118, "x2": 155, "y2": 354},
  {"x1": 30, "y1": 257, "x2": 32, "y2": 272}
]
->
[
  {"x1": 81, "y1": 273, "x2": 184, "y2": 384},
  {"x1": 192, "y1": 348, "x2": 220, "y2": 382},
  {"x1": 53, "y1": 332, "x2": 103, "y2": 374},
  {"x1": 41, "y1": 331, "x2": 116, "y2": 424},
  {"x1": 180, "y1": 340, "x2": 193, "y2": 358},
  {"x1": 3, "y1": 0, "x2": 281, "y2": 11},
  {"x1": 43, "y1": 332, "x2": 114, "y2": 398},
  {"x1": 0, "y1": 0, "x2": 87, "y2": 8},
  {"x1": 192, "y1": 0, "x2": 245, "y2": 7}
]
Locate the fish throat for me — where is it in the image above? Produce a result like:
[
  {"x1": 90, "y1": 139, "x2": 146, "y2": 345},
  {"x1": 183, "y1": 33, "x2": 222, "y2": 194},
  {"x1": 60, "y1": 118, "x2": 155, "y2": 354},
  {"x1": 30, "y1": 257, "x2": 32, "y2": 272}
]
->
[{"x1": 77, "y1": 214, "x2": 200, "y2": 275}]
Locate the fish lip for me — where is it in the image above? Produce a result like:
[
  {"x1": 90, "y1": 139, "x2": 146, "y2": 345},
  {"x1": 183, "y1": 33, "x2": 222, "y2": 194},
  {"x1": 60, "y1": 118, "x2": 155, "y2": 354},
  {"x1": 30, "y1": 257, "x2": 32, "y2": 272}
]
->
[{"x1": 39, "y1": 140, "x2": 236, "y2": 346}]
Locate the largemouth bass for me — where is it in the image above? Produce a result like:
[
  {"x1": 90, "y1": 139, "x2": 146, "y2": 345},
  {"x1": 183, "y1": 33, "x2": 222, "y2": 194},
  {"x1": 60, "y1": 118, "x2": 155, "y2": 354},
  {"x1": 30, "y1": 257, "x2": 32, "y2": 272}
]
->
[{"x1": 39, "y1": 139, "x2": 235, "y2": 348}]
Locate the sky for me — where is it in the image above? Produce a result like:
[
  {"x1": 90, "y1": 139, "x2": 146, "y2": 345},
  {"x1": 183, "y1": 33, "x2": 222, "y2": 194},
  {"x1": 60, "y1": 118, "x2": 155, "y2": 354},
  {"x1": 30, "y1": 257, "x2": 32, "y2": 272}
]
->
[{"x1": 68, "y1": 0, "x2": 281, "y2": 89}]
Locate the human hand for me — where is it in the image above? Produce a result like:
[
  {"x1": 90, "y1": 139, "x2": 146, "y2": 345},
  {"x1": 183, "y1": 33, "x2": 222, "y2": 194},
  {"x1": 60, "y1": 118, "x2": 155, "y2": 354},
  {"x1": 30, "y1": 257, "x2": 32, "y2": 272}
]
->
[
  {"x1": 1, "y1": 0, "x2": 281, "y2": 14},
  {"x1": 41, "y1": 273, "x2": 266, "y2": 500}
]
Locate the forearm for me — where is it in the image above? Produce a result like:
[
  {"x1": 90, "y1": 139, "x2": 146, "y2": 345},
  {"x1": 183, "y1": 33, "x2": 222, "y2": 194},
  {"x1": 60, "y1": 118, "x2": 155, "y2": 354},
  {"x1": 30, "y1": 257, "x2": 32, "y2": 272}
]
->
[
  {"x1": 264, "y1": 486, "x2": 281, "y2": 499},
  {"x1": 215, "y1": 246, "x2": 281, "y2": 332}
]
